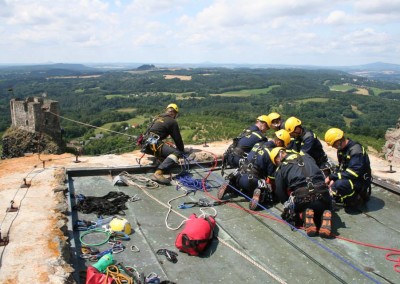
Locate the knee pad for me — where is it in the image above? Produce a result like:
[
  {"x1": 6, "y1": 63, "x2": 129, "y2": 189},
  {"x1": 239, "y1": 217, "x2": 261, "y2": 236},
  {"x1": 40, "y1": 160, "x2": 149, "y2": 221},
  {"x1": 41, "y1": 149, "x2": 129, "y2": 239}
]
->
[{"x1": 167, "y1": 154, "x2": 179, "y2": 163}]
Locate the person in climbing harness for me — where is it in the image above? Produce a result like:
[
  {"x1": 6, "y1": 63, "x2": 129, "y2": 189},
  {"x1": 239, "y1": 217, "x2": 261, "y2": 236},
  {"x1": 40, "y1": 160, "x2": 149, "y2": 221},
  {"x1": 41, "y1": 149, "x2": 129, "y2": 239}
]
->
[
  {"x1": 222, "y1": 115, "x2": 270, "y2": 173},
  {"x1": 285, "y1": 116, "x2": 329, "y2": 169},
  {"x1": 264, "y1": 129, "x2": 291, "y2": 149},
  {"x1": 268, "y1": 112, "x2": 285, "y2": 131},
  {"x1": 270, "y1": 147, "x2": 332, "y2": 237},
  {"x1": 324, "y1": 128, "x2": 372, "y2": 208},
  {"x1": 139, "y1": 103, "x2": 184, "y2": 184},
  {"x1": 218, "y1": 133, "x2": 285, "y2": 210}
]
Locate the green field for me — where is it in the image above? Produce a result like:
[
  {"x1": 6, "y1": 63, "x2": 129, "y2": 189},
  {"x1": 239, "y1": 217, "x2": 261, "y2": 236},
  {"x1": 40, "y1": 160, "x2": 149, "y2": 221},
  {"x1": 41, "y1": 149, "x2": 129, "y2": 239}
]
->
[
  {"x1": 330, "y1": 85, "x2": 400, "y2": 96},
  {"x1": 117, "y1": 108, "x2": 137, "y2": 113},
  {"x1": 329, "y1": 85, "x2": 355, "y2": 92},
  {"x1": 210, "y1": 85, "x2": 280, "y2": 97},
  {"x1": 94, "y1": 115, "x2": 147, "y2": 135},
  {"x1": 369, "y1": 87, "x2": 400, "y2": 96},
  {"x1": 351, "y1": 105, "x2": 363, "y2": 115}
]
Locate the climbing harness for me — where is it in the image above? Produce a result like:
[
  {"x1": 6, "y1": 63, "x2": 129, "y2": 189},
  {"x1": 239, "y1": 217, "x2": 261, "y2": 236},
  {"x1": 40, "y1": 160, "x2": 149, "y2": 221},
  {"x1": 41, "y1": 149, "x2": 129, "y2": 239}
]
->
[{"x1": 74, "y1": 191, "x2": 131, "y2": 216}]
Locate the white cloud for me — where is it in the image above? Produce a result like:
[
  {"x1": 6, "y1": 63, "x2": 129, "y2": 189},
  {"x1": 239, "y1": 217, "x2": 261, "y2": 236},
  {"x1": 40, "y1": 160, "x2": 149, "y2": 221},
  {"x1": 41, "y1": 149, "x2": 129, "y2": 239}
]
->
[
  {"x1": 324, "y1": 10, "x2": 349, "y2": 25},
  {"x1": 355, "y1": 0, "x2": 400, "y2": 15},
  {"x1": 0, "y1": 0, "x2": 399, "y2": 65}
]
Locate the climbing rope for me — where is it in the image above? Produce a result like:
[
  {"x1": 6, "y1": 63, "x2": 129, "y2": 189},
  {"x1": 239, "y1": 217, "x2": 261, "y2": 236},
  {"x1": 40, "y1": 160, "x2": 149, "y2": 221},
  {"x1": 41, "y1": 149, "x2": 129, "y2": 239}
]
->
[{"x1": 119, "y1": 172, "x2": 287, "y2": 284}]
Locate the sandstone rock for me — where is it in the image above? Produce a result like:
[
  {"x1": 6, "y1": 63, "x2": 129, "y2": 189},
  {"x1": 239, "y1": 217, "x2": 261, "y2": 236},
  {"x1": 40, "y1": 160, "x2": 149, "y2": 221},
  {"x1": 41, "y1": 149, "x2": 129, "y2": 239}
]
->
[{"x1": 382, "y1": 118, "x2": 400, "y2": 164}]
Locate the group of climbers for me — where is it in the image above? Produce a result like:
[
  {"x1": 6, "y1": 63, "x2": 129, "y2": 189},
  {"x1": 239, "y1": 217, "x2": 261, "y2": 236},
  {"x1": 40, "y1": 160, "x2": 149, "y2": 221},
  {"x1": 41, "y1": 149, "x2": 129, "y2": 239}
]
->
[
  {"x1": 138, "y1": 104, "x2": 372, "y2": 238},
  {"x1": 220, "y1": 112, "x2": 372, "y2": 238}
]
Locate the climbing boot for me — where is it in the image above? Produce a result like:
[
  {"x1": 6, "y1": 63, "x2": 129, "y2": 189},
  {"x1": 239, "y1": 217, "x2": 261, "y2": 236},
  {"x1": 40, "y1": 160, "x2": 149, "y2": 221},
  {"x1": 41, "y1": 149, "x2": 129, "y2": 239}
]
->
[
  {"x1": 249, "y1": 188, "x2": 261, "y2": 211},
  {"x1": 304, "y1": 209, "x2": 317, "y2": 237},
  {"x1": 151, "y1": 170, "x2": 170, "y2": 185},
  {"x1": 319, "y1": 210, "x2": 332, "y2": 238},
  {"x1": 217, "y1": 183, "x2": 230, "y2": 200}
]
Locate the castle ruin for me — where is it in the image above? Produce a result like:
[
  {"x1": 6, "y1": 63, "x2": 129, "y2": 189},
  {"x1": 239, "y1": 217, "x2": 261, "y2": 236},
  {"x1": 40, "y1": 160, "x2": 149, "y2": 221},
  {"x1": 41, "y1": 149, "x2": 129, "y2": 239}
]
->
[
  {"x1": 10, "y1": 97, "x2": 61, "y2": 143},
  {"x1": 2, "y1": 97, "x2": 64, "y2": 158}
]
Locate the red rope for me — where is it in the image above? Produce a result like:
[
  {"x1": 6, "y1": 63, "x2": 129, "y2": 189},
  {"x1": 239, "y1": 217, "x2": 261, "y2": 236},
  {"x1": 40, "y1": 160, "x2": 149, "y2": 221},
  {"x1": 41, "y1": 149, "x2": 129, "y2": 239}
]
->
[{"x1": 197, "y1": 148, "x2": 400, "y2": 273}]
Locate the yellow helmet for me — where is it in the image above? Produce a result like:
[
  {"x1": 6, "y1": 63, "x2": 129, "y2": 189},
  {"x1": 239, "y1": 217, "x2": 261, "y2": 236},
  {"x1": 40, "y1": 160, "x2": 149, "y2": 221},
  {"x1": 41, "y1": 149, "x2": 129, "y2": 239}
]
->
[
  {"x1": 285, "y1": 116, "x2": 302, "y2": 133},
  {"x1": 109, "y1": 217, "x2": 132, "y2": 234},
  {"x1": 275, "y1": 129, "x2": 291, "y2": 147},
  {"x1": 268, "y1": 112, "x2": 281, "y2": 121},
  {"x1": 166, "y1": 103, "x2": 179, "y2": 113},
  {"x1": 269, "y1": 147, "x2": 284, "y2": 165},
  {"x1": 325, "y1": 128, "x2": 344, "y2": 146},
  {"x1": 257, "y1": 115, "x2": 271, "y2": 127}
]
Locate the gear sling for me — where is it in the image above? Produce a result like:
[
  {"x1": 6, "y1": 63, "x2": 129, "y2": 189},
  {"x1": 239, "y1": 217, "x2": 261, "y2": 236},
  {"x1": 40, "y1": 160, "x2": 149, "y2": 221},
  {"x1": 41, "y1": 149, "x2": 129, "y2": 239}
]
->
[{"x1": 285, "y1": 155, "x2": 330, "y2": 212}]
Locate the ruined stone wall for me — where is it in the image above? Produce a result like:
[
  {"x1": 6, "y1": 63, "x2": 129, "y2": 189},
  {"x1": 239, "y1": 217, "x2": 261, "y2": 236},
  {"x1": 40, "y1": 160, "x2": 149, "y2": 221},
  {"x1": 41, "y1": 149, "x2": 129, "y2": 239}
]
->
[
  {"x1": 382, "y1": 118, "x2": 400, "y2": 164},
  {"x1": 10, "y1": 97, "x2": 61, "y2": 143}
]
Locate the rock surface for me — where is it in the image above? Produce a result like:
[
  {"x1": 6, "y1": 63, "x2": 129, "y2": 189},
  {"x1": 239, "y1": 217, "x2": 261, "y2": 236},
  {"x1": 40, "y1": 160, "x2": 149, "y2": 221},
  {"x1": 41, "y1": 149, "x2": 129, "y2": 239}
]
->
[
  {"x1": 382, "y1": 118, "x2": 400, "y2": 165},
  {"x1": 0, "y1": 140, "x2": 399, "y2": 283}
]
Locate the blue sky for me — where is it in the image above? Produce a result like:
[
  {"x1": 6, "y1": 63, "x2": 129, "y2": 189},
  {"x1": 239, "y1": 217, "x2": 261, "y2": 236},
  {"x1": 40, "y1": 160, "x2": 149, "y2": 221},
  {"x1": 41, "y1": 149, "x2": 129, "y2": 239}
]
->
[{"x1": 1, "y1": 0, "x2": 399, "y2": 66}]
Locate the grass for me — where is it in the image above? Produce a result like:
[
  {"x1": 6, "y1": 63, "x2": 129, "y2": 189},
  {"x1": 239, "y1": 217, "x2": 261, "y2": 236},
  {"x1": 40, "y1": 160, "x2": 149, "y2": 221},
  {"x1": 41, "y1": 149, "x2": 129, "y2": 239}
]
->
[
  {"x1": 74, "y1": 89, "x2": 85, "y2": 93},
  {"x1": 94, "y1": 115, "x2": 147, "y2": 135},
  {"x1": 351, "y1": 105, "x2": 363, "y2": 115},
  {"x1": 369, "y1": 87, "x2": 400, "y2": 96},
  {"x1": 210, "y1": 85, "x2": 280, "y2": 97},
  {"x1": 343, "y1": 117, "x2": 355, "y2": 127},
  {"x1": 117, "y1": 108, "x2": 136, "y2": 113},
  {"x1": 331, "y1": 85, "x2": 400, "y2": 96},
  {"x1": 347, "y1": 133, "x2": 385, "y2": 153},
  {"x1": 329, "y1": 85, "x2": 354, "y2": 92}
]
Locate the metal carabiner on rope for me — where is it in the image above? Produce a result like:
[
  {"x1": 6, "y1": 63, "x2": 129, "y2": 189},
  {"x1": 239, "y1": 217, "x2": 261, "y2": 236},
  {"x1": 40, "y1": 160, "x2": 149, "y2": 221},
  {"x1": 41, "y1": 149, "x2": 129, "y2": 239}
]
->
[{"x1": 129, "y1": 194, "x2": 141, "y2": 202}]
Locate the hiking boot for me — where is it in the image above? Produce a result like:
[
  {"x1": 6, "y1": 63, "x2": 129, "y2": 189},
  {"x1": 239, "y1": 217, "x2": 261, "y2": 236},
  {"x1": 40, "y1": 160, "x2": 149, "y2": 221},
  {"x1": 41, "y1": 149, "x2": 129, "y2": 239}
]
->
[
  {"x1": 151, "y1": 170, "x2": 170, "y2": 185},
  {"x1": 304, "y1": 209, "x2": 317, "y2": 237},
  {"x1": 319, "y1": 210, "x2": 332, "y2": 238},
  {"x1": 249, "y1": 188, "x2": 261, "y2": 211},
  {"x1": 217, "y1": 183, "x2": 230, "y2": 200}
]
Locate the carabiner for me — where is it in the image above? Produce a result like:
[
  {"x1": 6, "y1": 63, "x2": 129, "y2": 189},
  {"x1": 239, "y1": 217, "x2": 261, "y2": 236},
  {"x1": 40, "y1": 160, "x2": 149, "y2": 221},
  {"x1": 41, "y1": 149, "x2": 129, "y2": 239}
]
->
[{"x1": 130, "y1": 245, "x2": 140, "y2": 252}]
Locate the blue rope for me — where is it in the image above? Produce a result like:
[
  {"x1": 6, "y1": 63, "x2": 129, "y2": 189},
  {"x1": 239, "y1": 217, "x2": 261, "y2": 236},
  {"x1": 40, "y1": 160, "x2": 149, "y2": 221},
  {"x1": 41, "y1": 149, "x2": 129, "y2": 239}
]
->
[
  {"x1": 183, "y1": 158, "x2": 382, "y2": 284},
  {"x1": 175, "y1": 171, "x2": 211, "y2": 192}
]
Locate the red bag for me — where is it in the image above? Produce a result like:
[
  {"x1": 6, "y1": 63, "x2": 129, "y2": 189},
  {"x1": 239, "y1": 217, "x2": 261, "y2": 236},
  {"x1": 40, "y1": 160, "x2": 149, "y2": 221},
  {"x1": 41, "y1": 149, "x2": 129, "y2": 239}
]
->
[
  {"x1": 85, "y1": 266, "x2": 113, "y2": 284},
  {"x1": 175, "y1": 214, "x2": 216, "y2": 256}
]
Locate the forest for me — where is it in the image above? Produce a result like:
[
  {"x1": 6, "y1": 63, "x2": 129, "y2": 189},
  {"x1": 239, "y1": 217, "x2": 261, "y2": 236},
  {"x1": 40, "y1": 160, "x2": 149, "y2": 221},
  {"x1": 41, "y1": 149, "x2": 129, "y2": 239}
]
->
[{"x1": 0, "y1": 66, "x2": 399, "y2": 155}]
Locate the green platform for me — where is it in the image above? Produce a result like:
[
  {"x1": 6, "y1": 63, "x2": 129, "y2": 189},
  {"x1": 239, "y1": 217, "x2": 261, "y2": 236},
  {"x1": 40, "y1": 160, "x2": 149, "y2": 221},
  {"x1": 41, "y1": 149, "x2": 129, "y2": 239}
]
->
[{"x1": 66, "y1": 163, "x2": 400, "y2": 284}]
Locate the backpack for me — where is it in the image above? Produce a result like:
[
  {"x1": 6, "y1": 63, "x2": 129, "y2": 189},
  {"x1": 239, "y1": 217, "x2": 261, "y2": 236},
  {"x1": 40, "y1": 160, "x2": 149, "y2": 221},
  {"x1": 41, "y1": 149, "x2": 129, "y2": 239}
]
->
[{"x1": 175, "y1": 214, "x2": 216, "y2": 256}]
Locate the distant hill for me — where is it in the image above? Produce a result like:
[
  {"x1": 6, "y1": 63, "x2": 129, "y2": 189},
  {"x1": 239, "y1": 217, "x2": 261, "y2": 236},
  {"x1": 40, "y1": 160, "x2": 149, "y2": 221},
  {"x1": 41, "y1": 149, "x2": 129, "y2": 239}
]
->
[
  {"x1": 338, "y1": 62, "x2": 400, "y2": 72},
  {"x1": 1, "y1": 61, "x2": 400, "y2": 82},
  {"x1": 136, "y1": 64, "x2": 156, "y2": 71},
  {"x1": 0, "y1": 63, "x2": 99, "y2": 72},
  {"x1": 0, "y1": 63, "x2": 103, "y2": 77}
]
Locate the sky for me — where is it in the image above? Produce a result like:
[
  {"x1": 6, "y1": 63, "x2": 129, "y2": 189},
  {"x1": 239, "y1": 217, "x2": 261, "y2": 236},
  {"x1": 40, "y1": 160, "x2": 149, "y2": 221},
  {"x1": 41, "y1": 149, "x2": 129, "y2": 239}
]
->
[{"x1": 0, "y1": 0, "x2": 399, "y2": 66}]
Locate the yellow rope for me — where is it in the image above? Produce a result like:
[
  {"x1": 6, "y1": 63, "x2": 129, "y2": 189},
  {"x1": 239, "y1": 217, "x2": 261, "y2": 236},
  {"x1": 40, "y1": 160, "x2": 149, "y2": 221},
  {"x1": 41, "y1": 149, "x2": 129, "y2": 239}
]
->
[{"x1": 105, "y1": 265, "x2": 133, "y2": 284}]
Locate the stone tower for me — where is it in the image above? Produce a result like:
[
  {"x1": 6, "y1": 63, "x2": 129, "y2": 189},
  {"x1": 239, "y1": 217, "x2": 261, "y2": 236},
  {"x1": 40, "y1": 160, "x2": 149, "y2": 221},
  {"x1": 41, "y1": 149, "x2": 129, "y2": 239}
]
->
[{"x1": 10, "y1": 97, "x2": 61, "y2": 143}]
